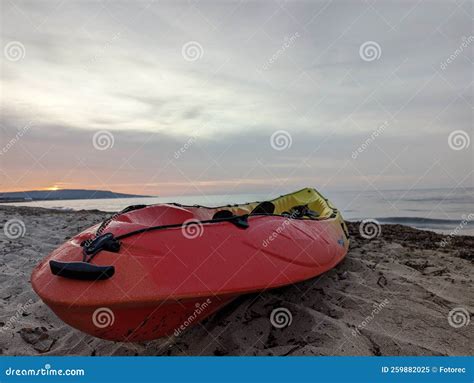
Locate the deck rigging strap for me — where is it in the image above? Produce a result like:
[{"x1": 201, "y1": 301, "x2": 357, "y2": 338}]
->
[{"x1": 115, "y1": 214, "x2": 250, "y2": 241}]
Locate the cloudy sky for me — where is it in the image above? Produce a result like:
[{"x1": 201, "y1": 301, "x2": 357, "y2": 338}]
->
[{"x1": 1, "y1": 0, "x2": 472, "y2": 196}]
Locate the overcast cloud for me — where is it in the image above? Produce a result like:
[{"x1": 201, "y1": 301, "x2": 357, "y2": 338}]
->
[{"x1": 1, "y1": 0, "x2": 472, "y2": 196}]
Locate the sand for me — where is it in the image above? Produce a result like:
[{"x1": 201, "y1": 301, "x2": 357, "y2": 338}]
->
[{"x1": 0, "y1": 205, "x2": 472, "y2": 356}]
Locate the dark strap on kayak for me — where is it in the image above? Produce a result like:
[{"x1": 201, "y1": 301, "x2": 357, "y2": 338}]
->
[{"x1": 115, "y1": 214, "x2": 250, "y2": 241}]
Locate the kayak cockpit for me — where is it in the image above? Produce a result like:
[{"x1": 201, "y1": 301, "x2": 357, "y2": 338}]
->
[{"x1": 188, "y1": 187, "x2": 336, "y2": 221}]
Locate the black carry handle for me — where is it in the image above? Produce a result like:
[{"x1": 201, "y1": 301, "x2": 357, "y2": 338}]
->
[{"x1": 49, "y1": 260, "x2": 115, "y2": 280}]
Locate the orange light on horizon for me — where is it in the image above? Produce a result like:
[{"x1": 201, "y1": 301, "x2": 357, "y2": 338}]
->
[{"x1": 45, "y1": 185, "x2": 61, "y2": 191}]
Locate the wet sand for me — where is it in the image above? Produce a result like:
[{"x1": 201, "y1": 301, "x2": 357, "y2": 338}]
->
[{"x1": 0, "y1": 205, "x2": 472, "y2": 356}]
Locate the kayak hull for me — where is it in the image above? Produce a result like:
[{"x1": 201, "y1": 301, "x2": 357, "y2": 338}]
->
[
  {"x1": 31, "y1": 188, "x2": 350, "y2": 341},
  {"x1": 46, "y1": 295, "x2": 235, "y2": 341}
]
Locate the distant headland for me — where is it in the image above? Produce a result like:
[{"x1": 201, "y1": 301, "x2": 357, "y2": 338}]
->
[{"x1": 0, "y1": 189, "x2": 153, "y2": 203}]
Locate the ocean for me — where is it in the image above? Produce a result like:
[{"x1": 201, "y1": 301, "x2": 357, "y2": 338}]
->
[{"x1": 3, "y1": 188, "x2": 473, "y2": 236}]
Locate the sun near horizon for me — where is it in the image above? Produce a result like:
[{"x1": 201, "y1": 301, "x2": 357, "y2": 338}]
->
[{"x1": 44, "y1": 185, "x2": 62, "y2": 191}]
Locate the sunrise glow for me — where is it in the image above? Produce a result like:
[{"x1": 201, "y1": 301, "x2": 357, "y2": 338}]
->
[{"x1": 45, "y1": 185, "x2": 61, "y2": 191}]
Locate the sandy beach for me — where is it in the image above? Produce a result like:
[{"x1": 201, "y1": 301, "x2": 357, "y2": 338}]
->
[{"x1": 0, "y1": 205, "x2": 472, "y2": 356}]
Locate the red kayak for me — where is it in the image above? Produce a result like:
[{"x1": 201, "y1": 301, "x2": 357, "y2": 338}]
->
[{"x1": 31, "y1": 188, "x2": 349, "y2": 341}]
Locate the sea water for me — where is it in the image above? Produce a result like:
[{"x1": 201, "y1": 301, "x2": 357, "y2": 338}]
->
[{"x1": 4, "y1": 188, "x2": 473, "y2": 235}]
